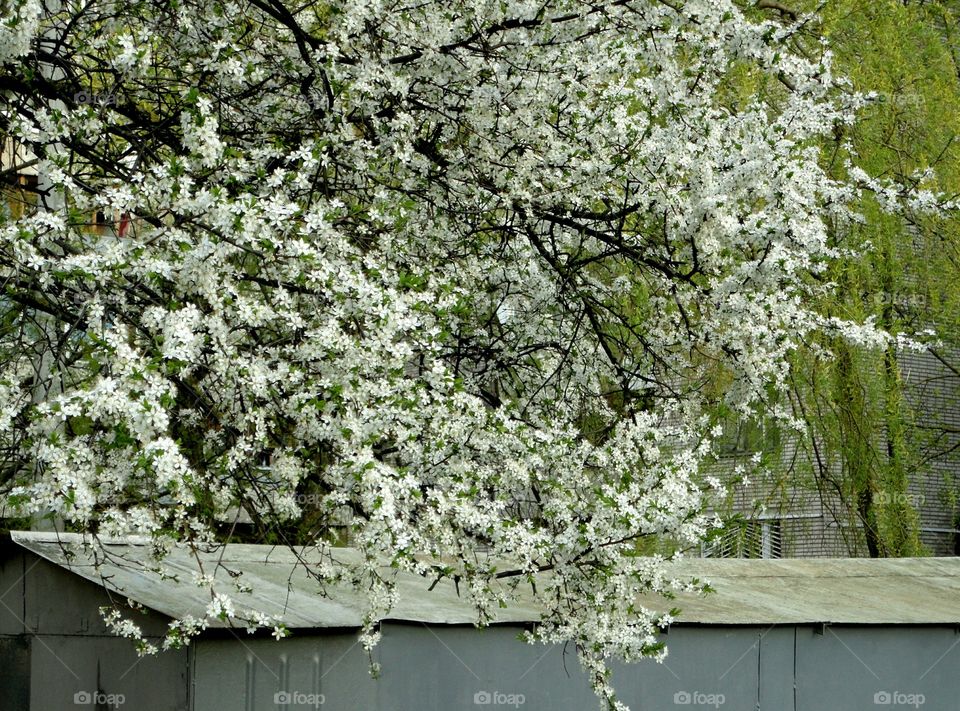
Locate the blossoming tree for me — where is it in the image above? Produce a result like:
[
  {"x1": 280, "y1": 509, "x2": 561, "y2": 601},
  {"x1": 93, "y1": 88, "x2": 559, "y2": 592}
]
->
[{"x1": 0, "y1": 0, "x2": 925, "y2": 706}]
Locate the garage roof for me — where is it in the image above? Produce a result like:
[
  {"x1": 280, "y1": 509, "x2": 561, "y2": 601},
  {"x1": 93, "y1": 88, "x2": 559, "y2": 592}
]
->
[{"x1": 12, "y1": 531, "x2": 960, "y2": 628}]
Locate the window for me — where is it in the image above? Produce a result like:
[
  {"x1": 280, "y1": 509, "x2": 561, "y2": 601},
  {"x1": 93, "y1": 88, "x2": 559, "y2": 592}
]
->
[
  {"x1": 715, "y1": 416, "x2": 781, "y2": 455},
  {"x1": 703, "y1": 519, "x2": 783, "y2": 559}
]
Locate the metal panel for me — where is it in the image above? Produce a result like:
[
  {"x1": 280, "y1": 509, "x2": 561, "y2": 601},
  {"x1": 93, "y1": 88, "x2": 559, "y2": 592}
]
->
[
  {"x1": 0, "y1": 636, "x2": 30, "y2": 711},
  {"x1": 367, "y1": 624, "x2": 765, "y2": 710},
  {"x1": 613, "y1": 627, "x2": 762, "y2": 711},
  {"x1": 796, "y1": 626, "x2": 959, "y2": 710},
  {"x1": 377, "y1": 623, "x2": 597, "y2": 711},
  {"x1": 0, "y1": 546, "x2": 26, "y2": 636},
  {"x1": 757, "y1": 626, "x2": 795, "y2": 710},
  {"x1": 192, "y1": 633, "x2": 378, "y2": 711},
  {"x1": 192, "y1": 624, "x2": 769, "y2": 711},
  {"x1": 29, "y1": 635, "x2": 188, "y2": 711},
  {"x1": 23, "y1": 553, "x2": 170, "y2": 637}
]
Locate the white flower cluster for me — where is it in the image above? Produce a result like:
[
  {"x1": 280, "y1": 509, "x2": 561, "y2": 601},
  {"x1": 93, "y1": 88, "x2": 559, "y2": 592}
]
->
[{"x1": 0, "y1": 0, "x2": 41, "y2": 64}]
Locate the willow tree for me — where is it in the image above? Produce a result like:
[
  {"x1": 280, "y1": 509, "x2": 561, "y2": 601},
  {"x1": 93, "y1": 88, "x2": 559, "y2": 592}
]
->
[{"x1": 765, "y1": 0, "x2": 960, "y2": 557}]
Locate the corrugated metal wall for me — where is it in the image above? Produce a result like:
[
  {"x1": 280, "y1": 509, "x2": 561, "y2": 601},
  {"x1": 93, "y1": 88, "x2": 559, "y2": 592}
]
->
[{"x1": 191, "y1": 622, "x2": 960, "y2": 711}]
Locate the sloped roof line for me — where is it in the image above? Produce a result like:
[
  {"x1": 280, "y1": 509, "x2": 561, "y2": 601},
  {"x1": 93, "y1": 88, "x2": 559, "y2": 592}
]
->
[{"x1": 11, "y1": 531, "x2": 960, "y2": 628}]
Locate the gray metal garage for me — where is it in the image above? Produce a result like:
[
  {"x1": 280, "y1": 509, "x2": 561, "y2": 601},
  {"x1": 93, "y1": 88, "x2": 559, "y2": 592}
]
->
[{"x1": 2, "y1": 530, "x2": 958, "y2": 710}]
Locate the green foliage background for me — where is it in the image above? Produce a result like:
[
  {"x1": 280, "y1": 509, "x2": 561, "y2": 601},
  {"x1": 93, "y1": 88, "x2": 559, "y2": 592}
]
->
[{"x1": 715, "y1": 0, "x2": 960, "y2": 557}]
